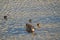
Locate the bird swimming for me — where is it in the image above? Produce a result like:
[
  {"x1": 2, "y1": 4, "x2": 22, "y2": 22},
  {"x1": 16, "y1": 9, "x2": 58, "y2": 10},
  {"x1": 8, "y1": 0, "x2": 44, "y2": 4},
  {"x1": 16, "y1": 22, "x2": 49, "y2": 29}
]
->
[
  {"x1": 37, "y1": 23, "x2": 40, "y2": 28},
  {"x1": 4, "y1": 15, "x2": 7, "y2": 20},
  {"x1": 26, "y1": 23, "x2": 35, "y2": 33},
  {"x1": 25, "y1": 19, "x2": 35, "y2": 33}
]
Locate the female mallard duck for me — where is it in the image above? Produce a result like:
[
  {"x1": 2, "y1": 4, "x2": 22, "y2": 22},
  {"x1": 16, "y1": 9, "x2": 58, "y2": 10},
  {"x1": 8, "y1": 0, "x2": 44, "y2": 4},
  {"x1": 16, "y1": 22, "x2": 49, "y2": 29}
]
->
[
  {"x1": 26, "y1": 19, "x2": 35, "y2": 33},
  {"x1": 26, "y1": 23, "x2": 35, "y2": 33}
]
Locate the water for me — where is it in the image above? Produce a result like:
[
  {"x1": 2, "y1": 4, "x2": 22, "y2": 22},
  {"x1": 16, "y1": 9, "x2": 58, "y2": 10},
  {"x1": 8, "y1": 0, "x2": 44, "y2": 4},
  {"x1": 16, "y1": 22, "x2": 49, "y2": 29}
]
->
[{"x1": 0, "y1": 0, "x2": 60, "y2": 40}]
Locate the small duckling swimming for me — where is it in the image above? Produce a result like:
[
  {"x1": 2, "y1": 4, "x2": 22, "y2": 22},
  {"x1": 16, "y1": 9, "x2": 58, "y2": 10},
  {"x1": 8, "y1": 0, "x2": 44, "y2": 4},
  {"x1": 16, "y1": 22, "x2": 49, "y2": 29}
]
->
[
  {"x1": 4, "y1": 15, "x2": 7, "y2": 20},
  {"x1": 37, "y1": 23, "x2": 40, "y2": 28}
]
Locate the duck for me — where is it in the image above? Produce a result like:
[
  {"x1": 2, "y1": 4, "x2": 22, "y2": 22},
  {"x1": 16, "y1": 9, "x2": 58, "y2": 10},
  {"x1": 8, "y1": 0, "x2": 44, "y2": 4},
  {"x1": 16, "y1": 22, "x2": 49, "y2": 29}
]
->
[
  {"x1": 26, "y1": 23, "x2": 35, "y2": 33},
  {"x1": 25, "y1": 19, "x2": 35, "y2": 33},
  {"x1": 37, "y1": 23, "x2": 40, "y2": 28},
  {"x1": 4, "y1": 15, "x2": 7, "y2": 20}
]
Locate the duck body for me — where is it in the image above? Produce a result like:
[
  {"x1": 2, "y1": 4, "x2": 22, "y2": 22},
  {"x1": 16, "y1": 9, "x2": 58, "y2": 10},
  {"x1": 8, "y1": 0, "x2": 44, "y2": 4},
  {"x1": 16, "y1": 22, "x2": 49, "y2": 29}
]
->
[{"x1": 26, "y1": 23, "x2": 35, "y2": 33}]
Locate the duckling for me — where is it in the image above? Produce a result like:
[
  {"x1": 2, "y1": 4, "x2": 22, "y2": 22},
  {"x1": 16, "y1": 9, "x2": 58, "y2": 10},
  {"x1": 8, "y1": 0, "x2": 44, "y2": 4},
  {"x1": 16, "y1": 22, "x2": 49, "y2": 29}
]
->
[
  {"x1": 37, "y1": 23, "x2": 40, "y2": 28},
  {"x1": 4, "y1": 15, "x2": 7, "y2": 20}
]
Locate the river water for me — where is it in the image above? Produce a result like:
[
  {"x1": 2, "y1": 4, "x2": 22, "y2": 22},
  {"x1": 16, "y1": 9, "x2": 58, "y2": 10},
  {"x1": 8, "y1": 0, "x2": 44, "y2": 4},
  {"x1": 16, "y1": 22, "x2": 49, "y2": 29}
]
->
[{"x1": 0, "y1": 0, "x2": 60, "y2": 40}]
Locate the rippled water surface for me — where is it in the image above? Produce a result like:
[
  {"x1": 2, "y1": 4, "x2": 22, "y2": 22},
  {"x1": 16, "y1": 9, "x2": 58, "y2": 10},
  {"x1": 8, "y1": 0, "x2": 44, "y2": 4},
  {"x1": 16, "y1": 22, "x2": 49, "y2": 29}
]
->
[{"x1": 0, "y1": 0, "x2": 60, "y2": 40}]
